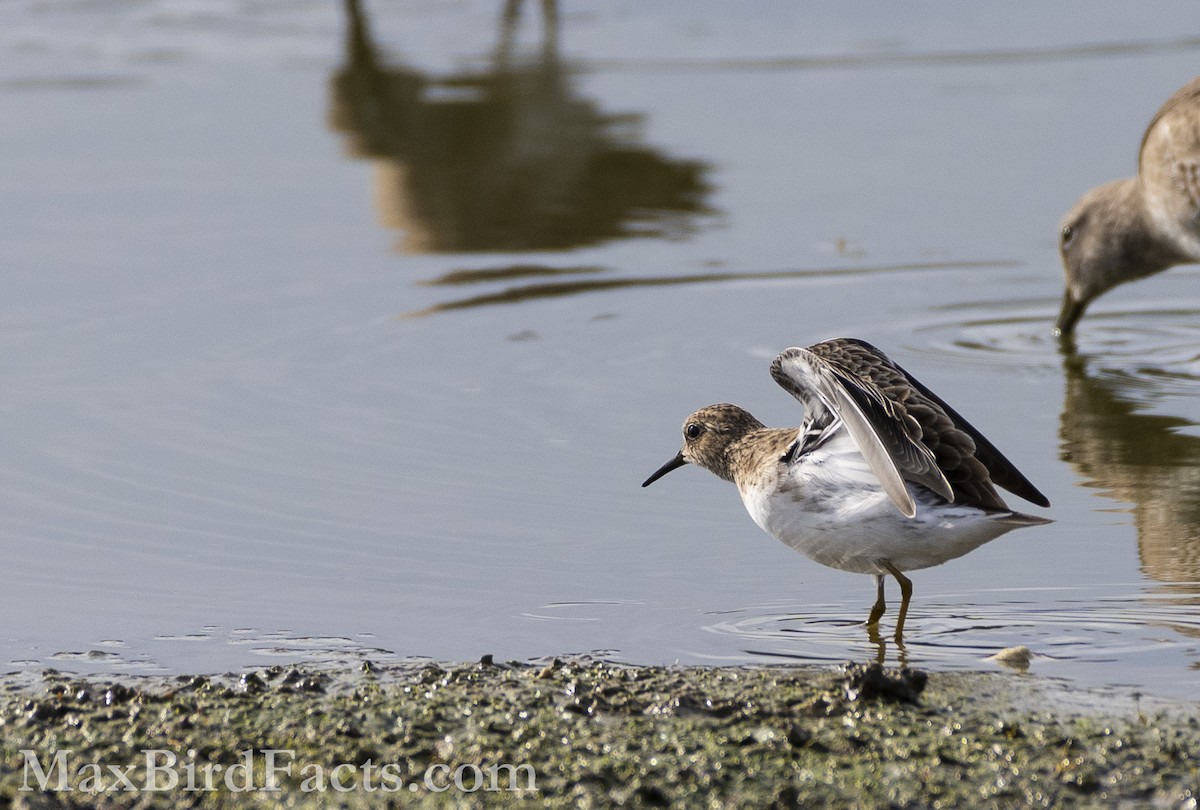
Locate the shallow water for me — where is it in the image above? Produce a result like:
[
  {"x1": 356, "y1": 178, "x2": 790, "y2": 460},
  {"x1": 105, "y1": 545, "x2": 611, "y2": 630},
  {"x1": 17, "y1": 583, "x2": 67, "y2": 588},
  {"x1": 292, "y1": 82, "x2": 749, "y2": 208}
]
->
[{"x1": 2, "y1": 1, "x2": 1199, "y2": 697}]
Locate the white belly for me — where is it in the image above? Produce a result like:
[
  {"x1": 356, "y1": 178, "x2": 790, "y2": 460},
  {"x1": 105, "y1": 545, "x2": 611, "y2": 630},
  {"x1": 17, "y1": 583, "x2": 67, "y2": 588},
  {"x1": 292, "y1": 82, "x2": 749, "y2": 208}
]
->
[{"x1": 737, "y1": 435, "x2": 1018, "y2": 575}]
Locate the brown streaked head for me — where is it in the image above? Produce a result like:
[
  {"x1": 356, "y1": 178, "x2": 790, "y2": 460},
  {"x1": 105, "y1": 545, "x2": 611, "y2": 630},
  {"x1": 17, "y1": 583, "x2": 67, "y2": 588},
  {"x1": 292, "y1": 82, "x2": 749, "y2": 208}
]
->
[
  {"x1": 1055, "y1": 177, "x2": 1182, "y2": 336},
  {"x1": 642, "y1": 403, "x2": 765, "y2": 486}
]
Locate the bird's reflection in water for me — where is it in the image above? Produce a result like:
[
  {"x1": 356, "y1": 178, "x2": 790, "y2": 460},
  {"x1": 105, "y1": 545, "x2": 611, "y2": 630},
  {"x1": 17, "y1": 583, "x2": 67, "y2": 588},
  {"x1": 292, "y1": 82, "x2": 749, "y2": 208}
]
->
[
  {"x1": 328, "y1": 0, "x2": 711, "y2": 254},
  {"x1": 1058, "y1": 351, "x2": 1200, "y2": 617}
]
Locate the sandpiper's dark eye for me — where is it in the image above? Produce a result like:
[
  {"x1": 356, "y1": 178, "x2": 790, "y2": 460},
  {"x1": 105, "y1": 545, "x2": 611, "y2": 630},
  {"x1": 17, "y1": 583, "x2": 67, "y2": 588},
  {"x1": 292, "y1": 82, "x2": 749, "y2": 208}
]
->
[
  {"x1": 685, "y1": 423, "x2": 702, "y2": 439},
  {"x1": 1061, "y1": 224, "x2": 1075, "y2": 248}
]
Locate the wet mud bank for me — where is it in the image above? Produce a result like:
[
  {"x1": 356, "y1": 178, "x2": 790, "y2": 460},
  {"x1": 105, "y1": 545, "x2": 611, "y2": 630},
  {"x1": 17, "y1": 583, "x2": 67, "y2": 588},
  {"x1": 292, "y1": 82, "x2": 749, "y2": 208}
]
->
[{"x1": 1, "y1": 658, "x2": 1197, "y2": 807}]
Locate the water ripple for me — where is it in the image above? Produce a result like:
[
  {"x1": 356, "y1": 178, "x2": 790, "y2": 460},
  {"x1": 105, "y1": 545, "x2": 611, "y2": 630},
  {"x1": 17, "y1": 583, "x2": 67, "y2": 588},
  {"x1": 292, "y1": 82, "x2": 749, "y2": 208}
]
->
[
  {"x1": 700, "y1": 587, "x2": 1200, "y2": 684},
  {"x1": 905, "y1": 295, "x2": 1200, "y2": 402}
]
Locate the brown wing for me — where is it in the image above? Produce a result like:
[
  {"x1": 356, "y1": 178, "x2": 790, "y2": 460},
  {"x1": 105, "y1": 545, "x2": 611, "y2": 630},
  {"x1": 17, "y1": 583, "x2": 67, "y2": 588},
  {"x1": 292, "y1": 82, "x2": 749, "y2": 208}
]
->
[
  {"x1": 773, "y1": 341, "x2": 948, "y2": 518},
  {"x1": 801, "y1": 338, "x2": 1049, "y2": 510}
]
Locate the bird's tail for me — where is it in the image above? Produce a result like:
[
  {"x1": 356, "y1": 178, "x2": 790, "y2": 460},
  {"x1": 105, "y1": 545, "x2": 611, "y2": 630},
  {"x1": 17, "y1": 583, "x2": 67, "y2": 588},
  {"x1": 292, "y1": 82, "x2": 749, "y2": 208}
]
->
[{"x1": 993, "y1": 511, "x2": 1053, "y2": 527}]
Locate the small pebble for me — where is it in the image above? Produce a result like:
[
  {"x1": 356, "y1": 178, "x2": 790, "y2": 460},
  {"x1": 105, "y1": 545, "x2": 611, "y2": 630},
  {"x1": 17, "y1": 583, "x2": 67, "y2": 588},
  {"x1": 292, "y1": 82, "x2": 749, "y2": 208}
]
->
[{"x1": 988, "y1": 646, "x2": 1033, "y2": 672}]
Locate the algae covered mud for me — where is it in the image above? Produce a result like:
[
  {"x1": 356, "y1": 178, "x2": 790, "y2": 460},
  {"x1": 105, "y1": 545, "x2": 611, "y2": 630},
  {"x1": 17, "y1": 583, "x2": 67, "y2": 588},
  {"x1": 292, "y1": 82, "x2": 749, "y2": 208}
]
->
[{"x1": 2, "y1": 659, "x2": 1197, "y2": 808}]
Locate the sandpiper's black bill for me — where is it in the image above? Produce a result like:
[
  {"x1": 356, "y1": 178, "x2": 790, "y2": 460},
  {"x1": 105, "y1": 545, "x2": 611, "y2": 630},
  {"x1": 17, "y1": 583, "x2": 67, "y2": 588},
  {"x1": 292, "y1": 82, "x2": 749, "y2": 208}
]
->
[
  {"x1": 642, "y1": 452, "x2": 688, "y2": 487},
  {"x1": 1054, "y1": 290, "x2": 1086, "y2": 336}
]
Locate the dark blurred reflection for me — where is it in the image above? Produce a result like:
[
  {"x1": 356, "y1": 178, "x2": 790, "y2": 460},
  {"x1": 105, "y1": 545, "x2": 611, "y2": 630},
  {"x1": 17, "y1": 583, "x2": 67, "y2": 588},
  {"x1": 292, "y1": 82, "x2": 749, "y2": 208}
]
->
[
  {"x1": 328, "y1": 0, "x2": 711, "y2": 253},
  {"x1": 404, "y1": 259, "x2": 1016, "y2": 317},
  {"x1": 1058, "y1": 353, "x2": 1200, "y2": 596}
]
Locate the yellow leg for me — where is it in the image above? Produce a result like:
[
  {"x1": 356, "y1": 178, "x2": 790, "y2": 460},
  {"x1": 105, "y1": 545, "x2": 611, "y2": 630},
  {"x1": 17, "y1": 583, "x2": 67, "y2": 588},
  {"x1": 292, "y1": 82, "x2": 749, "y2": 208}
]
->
[
  {"x1": 866, "y1": 574, "x2": 886, "y2": 626},
  {"x1": 881, "y1": 561, "x2": 913, "y2": 642}
]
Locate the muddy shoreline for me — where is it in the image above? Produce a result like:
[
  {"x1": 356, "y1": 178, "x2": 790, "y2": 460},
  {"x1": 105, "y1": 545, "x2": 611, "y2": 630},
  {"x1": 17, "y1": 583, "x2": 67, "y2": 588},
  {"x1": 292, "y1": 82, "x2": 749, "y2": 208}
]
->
[{"x1": 2, "y1": 658, "x2": 1197, "y2": 808}]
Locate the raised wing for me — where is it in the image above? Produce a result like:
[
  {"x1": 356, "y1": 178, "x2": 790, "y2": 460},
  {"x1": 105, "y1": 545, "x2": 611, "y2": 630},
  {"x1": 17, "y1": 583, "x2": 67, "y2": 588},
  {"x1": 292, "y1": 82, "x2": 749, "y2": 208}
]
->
[
  {"x1": 771, "y1": 338, "x2": 1049, "y2": 517},
  {"x1": 772, "y1": 341, "x2": 949, "y2": 518}
]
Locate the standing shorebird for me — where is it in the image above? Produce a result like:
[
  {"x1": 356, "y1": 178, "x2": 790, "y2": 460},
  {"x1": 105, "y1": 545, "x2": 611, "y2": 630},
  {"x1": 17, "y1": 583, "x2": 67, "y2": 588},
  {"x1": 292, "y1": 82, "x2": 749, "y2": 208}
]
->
[
  {"x1": 1056, "y1": 76, "x2": 1200, "y2": 336},
  {"x1": 642, "y1": 338, "x2": 1050, "y2": 641}
]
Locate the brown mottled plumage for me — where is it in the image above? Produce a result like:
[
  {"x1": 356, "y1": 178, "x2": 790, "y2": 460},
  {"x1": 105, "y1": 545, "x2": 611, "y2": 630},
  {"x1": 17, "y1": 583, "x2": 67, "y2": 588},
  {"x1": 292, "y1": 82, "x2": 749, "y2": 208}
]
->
[
  {"x1": 792, "y1": 339, "x2": 1048, "y2": 512},
  {"x1": 644, "y1": 338, "x2": 1050, "y2": 640}
]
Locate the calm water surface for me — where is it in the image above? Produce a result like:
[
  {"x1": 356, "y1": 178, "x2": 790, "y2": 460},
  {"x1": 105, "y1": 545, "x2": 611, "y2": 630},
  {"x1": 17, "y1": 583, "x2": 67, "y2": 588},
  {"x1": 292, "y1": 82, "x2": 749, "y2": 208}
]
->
[{"x1": 2, "y1": 1, "x2": 1199, "y2": 697}]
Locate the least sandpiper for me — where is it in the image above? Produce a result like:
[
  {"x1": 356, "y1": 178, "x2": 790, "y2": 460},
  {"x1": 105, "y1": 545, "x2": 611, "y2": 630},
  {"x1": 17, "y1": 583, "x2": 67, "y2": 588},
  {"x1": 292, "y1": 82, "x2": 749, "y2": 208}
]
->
[
  {"x1": 643, "y1": 338, "x2": 1051, "y2": 641},
  {"x1": 1056, "y1": 75, "x2": 1200, "y2": 335}
]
